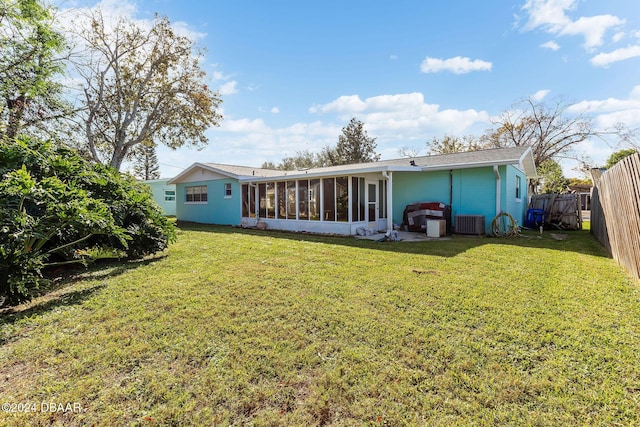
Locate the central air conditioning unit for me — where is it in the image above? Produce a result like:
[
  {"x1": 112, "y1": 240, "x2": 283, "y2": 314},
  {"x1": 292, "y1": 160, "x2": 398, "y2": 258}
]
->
[{"x1": 454, "y1": 215, "x2": 485, "y2": 235}]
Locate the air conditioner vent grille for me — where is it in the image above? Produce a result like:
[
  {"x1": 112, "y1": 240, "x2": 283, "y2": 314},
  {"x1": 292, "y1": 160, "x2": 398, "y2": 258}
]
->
[{"x1": 455, "y1": 215, "x2": 485, "y2": 235}]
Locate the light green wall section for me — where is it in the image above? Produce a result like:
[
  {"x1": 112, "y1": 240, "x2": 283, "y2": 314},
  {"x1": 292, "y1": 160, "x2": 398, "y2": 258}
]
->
[
  {"x1": 392, "y1": 167, "x2": 518, "y2": 233},
  {"x1": 144, "y1": 179, "x2": 176, "y2": 216},
  {"x1": 451, "y1": 167, "x2": 497, "y2": 223},
  {"x1": 391, "y1": 170, "x2": 451, "y2": 225},
  {"x1": 503, "y1": 165, "x2": 528, "y2": 226},
  {"x1": 175, "y1": 179, "x2": 241, "y2": 224}
]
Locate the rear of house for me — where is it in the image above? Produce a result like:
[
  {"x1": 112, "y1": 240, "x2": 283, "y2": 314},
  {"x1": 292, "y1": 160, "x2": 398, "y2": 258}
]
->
[
  {"x1": 144, "y1": 178, "x2": 177, "y2": 216},
  {"x1": 169, "y1": 146, "x2": 536, "y2": 235}
]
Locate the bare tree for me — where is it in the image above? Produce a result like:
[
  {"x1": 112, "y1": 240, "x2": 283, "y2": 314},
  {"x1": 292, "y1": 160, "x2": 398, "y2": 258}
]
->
[
  {"x1": 70, "y1": 10, "x2": 223, "y2": 170},
  {"x1": 426, "y1": 134, "x2": 484, "y2": 155},
  {"x1": 481, "y1": 96, "x2": 634, "y2": 168}
]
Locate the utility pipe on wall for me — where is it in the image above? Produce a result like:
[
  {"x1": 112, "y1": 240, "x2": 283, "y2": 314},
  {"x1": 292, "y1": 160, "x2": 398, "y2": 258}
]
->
[
  {"x1": 493, "y1": 165, "x2": 501, "y2": 216},
  {"x1": 381, "y1": 171, "x2": 393, "y2": 232}
]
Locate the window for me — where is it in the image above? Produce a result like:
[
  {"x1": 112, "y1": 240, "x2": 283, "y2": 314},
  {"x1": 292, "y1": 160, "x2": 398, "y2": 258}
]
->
[
  {"x1": 266, "y1": 182, "x2": 276, "y2": 219},
  {"x1": 287, "y1": 181, "x2": 297, "y2": 219},
  {"x1": 164, "y1": 190, "x2": 176, "y2": 202},
  {"x1": 322, "y1": 178, "x2": 335, "y2": 221},
  {"x1": 378, "y1": 180, "x2": 387, "y2": 219},
  {"x1": 224, "y1": 183, "x2": 232, "y2": 197},
  {"x1": 258, "y1": 183, "x2": 267, "y2": 218},
  {"x1": 186, "y1": 185, "x2": 207, "y2": 202},
  {"x1": 516, "y1": 176, "x2": 522, "y2": 200},
  {"x1": 242, "y1": 184, "x2": 250, "y2": 217},
  {"x1": 241, "y1": 184, "x2": 256, "y2": 217},
  {"x1": 309, "y1": 179, "x2": 320, "y2": 220},
  {"x1": 351, "y1": 177, "x2": 365, "y2": 221},
  {"x1": 336, "y1": 177, "x2": 348, "y2": 222},
  {"x1": 298, "y1": 180, "x2": 309, "y2": 220},
  {"x1": 277, "y1": 181, "x2": 286, "y2": 219}
]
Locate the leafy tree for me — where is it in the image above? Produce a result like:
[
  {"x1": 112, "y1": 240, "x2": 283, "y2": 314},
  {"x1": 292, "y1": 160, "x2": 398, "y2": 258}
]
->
[
  {"x1": 333, "y1": 117, "x2": 380, "y2": 165},
  {"x1": 568, "y1": 177, "x2": 592, "y2": 187},
  {"x1": 70, "y1": 10, "x2": 223, "y2": 170},
  {"x1": 263, "y1": 148, "x2": 337, "y2": 171},
  {"x1": 426, "y1": 134, "x2": 484, "y2": 155},
  {"x1": 0, "y1": 137, "x2": 175, "y2": 305},
  {"x1": 605, "y1": 148, "x2": 638, "y2": 169},
  {"x1": 133, "y1": 142, "x2": 160, "y2": 180},
  {"x1": 0, "y1": 0, "x2": 69, "y2": 139},
  {"x1": 264, "y1": 119, "x2": 379, "y2": 169},
  {"x1": 537, "y1": 159, "x2": 569, "y2": 194}
]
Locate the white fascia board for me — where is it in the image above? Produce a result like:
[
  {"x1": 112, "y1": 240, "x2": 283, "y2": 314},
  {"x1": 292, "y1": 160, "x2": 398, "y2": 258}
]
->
[
  {"x1": 518, "y1": 147, "x2": 538, "y2": 178},
  {"x1": 419, "y1": 159, "x2": 524, "y2": 173},
  {"x1": 237, "y1": 166, "x2": 402, "y2": 182},
  {"x1": 168, "y1": 163, "x2": 238, "y2": 184}
]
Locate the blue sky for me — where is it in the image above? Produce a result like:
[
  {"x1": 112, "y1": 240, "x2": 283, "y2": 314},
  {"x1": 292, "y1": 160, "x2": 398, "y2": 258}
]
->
[{"x1": 59, "y1": 0, "x2": 640, "y2": 178}]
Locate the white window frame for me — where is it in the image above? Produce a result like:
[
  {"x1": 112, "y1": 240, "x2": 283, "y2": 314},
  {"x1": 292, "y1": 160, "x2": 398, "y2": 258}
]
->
[
  {"x1": 164, "y1": 189, "x2": 176, "y2": 202},
  {"x1": 186, "y1": 185, "x2": 208, "y2": 204}
]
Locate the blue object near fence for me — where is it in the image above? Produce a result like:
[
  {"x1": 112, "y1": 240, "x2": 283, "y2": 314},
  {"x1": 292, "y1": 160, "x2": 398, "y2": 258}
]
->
[{"x1": 525, "y1": 209, "x2": 546, "y2": 228}]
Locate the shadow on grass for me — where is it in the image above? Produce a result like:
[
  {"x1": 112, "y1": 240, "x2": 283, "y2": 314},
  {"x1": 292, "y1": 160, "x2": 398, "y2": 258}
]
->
[
  {"x1": 0, "y1": 255, "x2": 166, "y2": 329},
  {"x1": 177, "y1": 221, "x2": 611, "y2": 259}
]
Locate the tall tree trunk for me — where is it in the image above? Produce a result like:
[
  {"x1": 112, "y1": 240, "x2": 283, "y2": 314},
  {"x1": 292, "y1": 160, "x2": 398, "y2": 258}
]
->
[{"x1": 6, "y1": 95, "x2": 26, "y2": 140}]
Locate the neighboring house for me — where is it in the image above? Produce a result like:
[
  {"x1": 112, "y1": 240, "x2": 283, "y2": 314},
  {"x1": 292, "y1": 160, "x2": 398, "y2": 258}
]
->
[
  {"x1": 168, "y1": 146, "x2": 537, "y2": 235},
  {"x1": 144, "y1": 178, "x2": 177, "y2": 216}
]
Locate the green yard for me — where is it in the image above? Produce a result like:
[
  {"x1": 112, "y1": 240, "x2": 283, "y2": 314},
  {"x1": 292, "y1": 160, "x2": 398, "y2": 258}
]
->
[{"x1": 1, "y1": 223, "x2": 639, "y2": 426}]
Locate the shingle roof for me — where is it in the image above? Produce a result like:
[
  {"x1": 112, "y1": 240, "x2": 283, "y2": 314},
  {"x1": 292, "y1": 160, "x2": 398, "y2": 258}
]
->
[
  {"x1": 170, "y1": 145, "x2": 536, "y2": 184},
  {"x1": 201, "y1": 163, "x2": 284, "y2": 178}
]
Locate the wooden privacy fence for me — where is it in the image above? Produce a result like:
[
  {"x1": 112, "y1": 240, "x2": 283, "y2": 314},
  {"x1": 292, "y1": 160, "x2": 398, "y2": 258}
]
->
[
  {"x1": 529, "y1": 193, "x2": 581, "y2": 230},
  {"x1": 590, "y1": 153, "x2": 640, "y2": 281}
]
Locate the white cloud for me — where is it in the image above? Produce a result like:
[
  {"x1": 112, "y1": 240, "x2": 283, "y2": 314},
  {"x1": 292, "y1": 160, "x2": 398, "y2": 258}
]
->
[
  {"x1": 613, "y1": 31, "x2": 626, "y2": 43},
  {"x1": 162, "y1": 92, "x2": 492, "y2": 174},
  {"x1": 559, "y1": 15, "x2": 625, "y2": 50},
  {"x1": 310, "y1": 92, "x2": 490, "y2": 138},
  {"x1": 559, "y1": 86, "x2": 640, "y2": 174},
  {"x1": 218, "y1": 80, "x2": 238, "y2": 95},
  {"x1": 309, "y1": 95, "x2": 367, "y2": 114},
  {"x1": 521, "y1": 0, "x2": 575, "y2": 32},
  {"x1": 540, "y1": 40, "x2": 560, "y2": 50},
  {"x1": 420, "y1": 56, "x2": 492, "y2": 74},
  {"x1": 567, "y1": 85, "x2": 640, "y2": 128},
  {"x1": 532, "y1": 89, "x2": 551, "y2": 101},
  {"x1": 270, "y1": 107, "x2": 280, "y2": 114},
  {"x1": 590, "y1": 44, "x2": 640, "y2": 67},
  {"x1": 521, "y1": 0, "x2": 625, "y2": 51}
]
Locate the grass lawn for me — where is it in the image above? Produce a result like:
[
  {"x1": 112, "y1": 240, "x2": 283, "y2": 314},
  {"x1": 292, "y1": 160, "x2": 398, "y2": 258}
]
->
[{"x1": 1, "y1": 223, "x2": 639, "y2": 426}]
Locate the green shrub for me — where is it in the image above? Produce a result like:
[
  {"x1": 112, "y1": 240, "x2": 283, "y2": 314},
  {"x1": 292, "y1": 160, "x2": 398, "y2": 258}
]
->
[{"x1": 0, "y1": 137, "x2": 175, "y2": 305}]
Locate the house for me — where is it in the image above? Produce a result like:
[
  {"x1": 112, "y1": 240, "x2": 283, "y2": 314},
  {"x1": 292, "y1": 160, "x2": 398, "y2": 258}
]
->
[
  {"x1": 144, "y1": 178, "x2": 177, "y2": 216},
  {"x1": 168, "y1": 146, "x2": 537, "y2": 235}
]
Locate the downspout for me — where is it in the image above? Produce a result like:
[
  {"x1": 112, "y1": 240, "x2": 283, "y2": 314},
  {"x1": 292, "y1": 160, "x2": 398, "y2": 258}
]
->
[
  {"x1": 493, "y1": 165, "x2": 501, "y2": 217},
  {"x1": 382, "y1": 171, "x2": 393, "y2": 232},
  {"x1": 449, "y1": 169, "x2": 453, "y2": 207}
]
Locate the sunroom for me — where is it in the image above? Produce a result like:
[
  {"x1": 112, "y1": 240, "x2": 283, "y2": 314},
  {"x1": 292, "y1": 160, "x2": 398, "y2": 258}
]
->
[{"x1": 239, "y1": 172, "x2": 392, "y2": 235}]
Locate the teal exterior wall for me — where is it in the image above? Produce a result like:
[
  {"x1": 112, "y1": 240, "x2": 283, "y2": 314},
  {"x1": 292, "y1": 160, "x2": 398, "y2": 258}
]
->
[
  {"x1": 392, "y1": 170, "x2": 451, "y2": 225},
  {"x1": 144, "y1": 179, "x2": 176, "y2": 216},
  {"x1": 173, "y1": 165, "x2": 529, "y2": 232},
  {"x1": 175, "y1": 178, "x2": 241, "y2": 225},
  {"x1": 451, "y1": 167, "x2": 497, "y2": 225},
  {"x1": 392, "y1": 166, "x2": 526, "y2": 233},
  {"x1": 503, "y1": 165, "x2": 528, "y2": 226}
]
